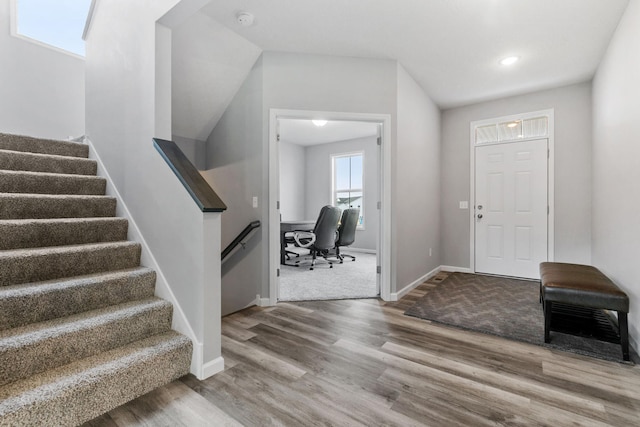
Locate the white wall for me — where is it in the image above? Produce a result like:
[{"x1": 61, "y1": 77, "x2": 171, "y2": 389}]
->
[
  {"x1": 0, "y1": 1, "x2": 84, "y2": 139},
  {"x1": 204, "y1": 56, "x2": 264, "y2": 316},
  {"x1": 592, "y1": 0, "x2": 640, "y2": 348},
  {"x1": 279, "y1": 141, "x2": 306, "y2": 221},
  {"x1": 440, "y1": 82, "x2": 593, "y2": 269},
  {"x1": 85, "y1": 0, "x2": 224, "y2": 379},
  {"x1": 171, "y1": 10, "x2": 261, "y2": 142},
  {"x1": 396, "y1": 64, "x2": 441, "y2": 289},
  {"x1": 304, "y1": 136, "x2": 379, "y2": 251}
]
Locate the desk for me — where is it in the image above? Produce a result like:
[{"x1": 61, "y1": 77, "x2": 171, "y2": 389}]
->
[{"x1": 281, "y1": 220, "x2": 315, "y2": 265}]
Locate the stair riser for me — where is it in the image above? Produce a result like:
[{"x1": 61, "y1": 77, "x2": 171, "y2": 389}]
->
[
  {"x1": 0, "y1": 150, "x2": 97, "y2": 175},
  {"x1": 0, "y1": 134, "x2": 88, "y2": 158},
  {"x1": 0, "y1": 172, "x2": 106, "y2": 195},
  {"x1": 0, "y1": 302, "x2": 173, "y2": 386},
  {"x1": 0, "y1": 244, "x2": 141, "y2": 287},
  {"x1": 0, "y1": 196, "x2": 116, "y2": 219},
  {"x1": 0, "y1": 334, "x2": 192, "y2": 427},
  {"x1": 0, "y1": 219, "x2": 129, "y2": 250},
  {"x1": 0, "y1": 269, "x2": 156, "y2": 331}
]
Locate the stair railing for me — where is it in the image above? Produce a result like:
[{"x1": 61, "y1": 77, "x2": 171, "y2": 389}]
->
[{"x1": 222, "y1": 220, "x2": 261, "y2": 262}]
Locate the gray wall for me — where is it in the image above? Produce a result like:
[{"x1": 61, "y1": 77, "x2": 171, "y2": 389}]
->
[
  {"x1": 85, "y1": 0, "x2": 225, "y2": 374},
  {"x1": 204, "y1": 56, "x2": 264, "y2": 316},
  {"x1": 304, "y1": 136, "x2": 379, "y2": 251},
  {"x1": 173, "y1": 135, "x2": 207, "y2": 170},
  {"x1": 440, "y1": 82, "x2": 593, "y2": 268},
  {"x1": 396, "y1": 65, "x2": 441, "y2": 289},
  {"x1": 592, "y1": 0, "x2": 640, "y2": 348},
  {"x1": 279, "y1": 141, "x2": 306, "y2": 221},
  {"x1": 262, "y1": 52, "x2": 398, "y2": 294},
  {"x1": 0, "y1": 1, "x2": 84, "y2": 139}
]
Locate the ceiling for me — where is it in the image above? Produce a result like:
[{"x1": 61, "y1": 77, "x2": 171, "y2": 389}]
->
[
  {"x1": 279, "y1": 119, "x2": 379, "y2": 146},
  {"x1": 200, "y1": 0, "x2": 629, "y2": 109}
]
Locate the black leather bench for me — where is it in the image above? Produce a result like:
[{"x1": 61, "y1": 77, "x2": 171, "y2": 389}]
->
[{"x1": 539, "y1": 262, "x2": 630, "y2": 361}]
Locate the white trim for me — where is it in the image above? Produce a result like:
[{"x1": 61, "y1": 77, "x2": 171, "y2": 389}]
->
[
  {"x1": 201, "y1": 356, "x2": 225, "y2": 379},
  {"x1": 390, "y1": 266, "x2": 441, "y2": 301},
  {"x1": 85, "y1": 136, "x2": 203, "y2": 377},
  {"x1": 9, "y1": 0, "x2": 86, "y2": 60},
  {"x1": 331, "y1": 150, "x2": 365, "y2": 230},
  {"x1": 254, "y1": 295, "x2": 272, "y2": 307},
  {"x1": 344, "y1": 247, "x2": 377, "y2": 254},
  {"x1": 440, "y1": 265, "x2": 473, "y2": 273},
  {"x1": 469, "y1": 109, "x2": 555, "y2": 277},
  {"x1": 82, "y1": 0, "x2": 98, "y2": 41},
  {"x1": 269, "y1": 109, "x2": 392, "y2": 304}
]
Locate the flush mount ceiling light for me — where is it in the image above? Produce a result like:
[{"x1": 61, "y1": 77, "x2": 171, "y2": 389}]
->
[
  {"x1": 499, "y1": 56, "x2": 520, "y2": 66},
  {"x1": 312, "y1": 120, "x2": 328, "y2": 127},
  {"x1": 507, "y1": 121, "x2": 519, "y2": 128},
  {"x1": 236, "y1": 12, "x2": 254, "y2": 27}
]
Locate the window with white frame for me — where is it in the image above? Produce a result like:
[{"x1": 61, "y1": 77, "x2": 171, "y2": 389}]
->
[
  {"x1": 332, "y1": 153, "x2": 364, "y2": 228},
  {"x1": 13, "y1": 0, "x2": 92, "y2": 57}
]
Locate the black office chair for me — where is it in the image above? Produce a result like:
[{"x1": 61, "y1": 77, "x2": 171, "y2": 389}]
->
[
  {"x1": 293, "y1": 205, "x2": 341, "y2": 270},
  {"x1": 335, "y1": 208, "x2": 359, "y2": 263}
]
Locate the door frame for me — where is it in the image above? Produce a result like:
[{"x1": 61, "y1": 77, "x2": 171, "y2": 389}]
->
[
  {"x1": 268, "y1": 109, "x2": 392, "y2": 304},
  {"x1": 469, "y1": 109, "x2": 555, "y2": 276}
]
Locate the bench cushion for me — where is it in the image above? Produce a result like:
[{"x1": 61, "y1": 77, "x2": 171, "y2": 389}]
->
[{"x1": 540, "y1": 262, "x2": 629, "y2": 312}]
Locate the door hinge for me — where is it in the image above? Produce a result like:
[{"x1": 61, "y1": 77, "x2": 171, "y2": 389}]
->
[
  {"x1": 277, "y1": 134, "x2": 280, "y2": 142},
  {"x1": 376, "y1": 265, "x2": 381, "y2": 274},
  {"x1": 377, "y1": 136, "x2": 382, "y2": 146},
  {"x1": 548, "y1": 148, "x2": 550, "y2": 158},
  {"x1": 277, "y1": 201, "x2": 280, "y2": 210},
  {"x1": 377, "y1": 201, "x2": 381, "y2": 210},
  {"x1": 277, "y1": 268, "x2": 280, "y2": 277}
]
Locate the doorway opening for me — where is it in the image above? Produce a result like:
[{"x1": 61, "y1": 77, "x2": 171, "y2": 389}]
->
[
  {"x1": 268, "y1": 110, "x2": 392, "y2": 304},
  {"x1": 469, "y1": 109, "x2": 555, "y2": 280}
]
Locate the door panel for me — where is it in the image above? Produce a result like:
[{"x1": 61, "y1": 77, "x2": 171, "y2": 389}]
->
[{"x1": 475, "y1": 139, "x2": 548, "y2": 279}]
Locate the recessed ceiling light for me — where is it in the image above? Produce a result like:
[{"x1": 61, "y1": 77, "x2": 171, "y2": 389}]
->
[
  {"x1": 236, "y1": 12, "x2": 254, "y2": 27},
  {"x1": 312, "y1": 120, "x2": 328, "y2": 127},
  {"x1": 499, "y1": 56, "x2": 520, "y2": 66}
]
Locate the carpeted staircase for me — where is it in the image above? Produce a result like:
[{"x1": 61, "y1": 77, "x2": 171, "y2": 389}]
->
[{"x1": 0, "y1": 133, "x2": 193, "y2": 426}]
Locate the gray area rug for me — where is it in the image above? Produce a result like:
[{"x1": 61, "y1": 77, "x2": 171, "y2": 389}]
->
[
  {"x1": 279, "y1": 251, "x2": 377, "y2": 301},
  {"x1": 405, "y1": 272, "x2": 631, "y2": 363}
]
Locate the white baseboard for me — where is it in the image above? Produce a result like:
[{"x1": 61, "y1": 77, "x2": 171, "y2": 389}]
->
[
  {"x1": 390, "y1": 266, "x2": 442, "y2": 301},
  {"x1": 440, "y1": 265, "x2": 472, "y2": 273},
  {"x1": 255, "y1": 295, "x2": 272, "y2": 307},
  {"x1": 345, "y1": 247, "x2": 377, "y2": 254},
  {"x1": 86, "y1": 137, "x2": 203, "y2": 377},
  {"x1": 201, "y1": 356, "x2": 225, "y2": 379}
]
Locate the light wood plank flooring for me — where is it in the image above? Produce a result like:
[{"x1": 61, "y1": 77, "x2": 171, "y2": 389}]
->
[{"x1": 85, "y1": 279, "x2": 640, "y2": 426}]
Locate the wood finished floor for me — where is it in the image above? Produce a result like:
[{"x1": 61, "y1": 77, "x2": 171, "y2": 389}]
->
[{"x1": 85, "y1": 277, "x2": 640, "y2": 426}]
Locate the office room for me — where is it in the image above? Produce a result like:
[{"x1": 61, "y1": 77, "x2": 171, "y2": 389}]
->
[{"x1": 278, "y1": 118, "x2": 381, "y2": 301}]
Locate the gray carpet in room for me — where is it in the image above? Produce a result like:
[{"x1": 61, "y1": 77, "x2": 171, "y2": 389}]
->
[
  {"x1": 279, "y1": 251, "x2": 377, "y2": 301},
  {"x1": 405, "y1": 272, "x2": 631, "y2": 363}
]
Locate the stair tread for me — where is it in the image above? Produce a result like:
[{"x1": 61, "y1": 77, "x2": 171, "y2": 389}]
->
[
  {"x1": 0, "y1": 192, "x2": 114, "y2": 200},
  {"x1": 0, "y1": 169, "x2": 105, "y2": 181},
  {"x1": 0, "y1": 241, "x2": 139, "y2": 258},
  {"x1": 0, "y1": 217, "x2": 127, "y2": 225},
  {"x1": 0, "y1": 330, "x2": 191, "y2": 411},
  {"x1": 0, "y1": 266, "x2": 153, "y2": 298},
  {"x1": 0, "y1": 148, "x2": 97, "y2": 175},
  {"x1": 0, "y1": 297, "x2": 169, "y2": 343},
  {"x1": 0, "y1": 133, "x2": 89, "y2": 158}
]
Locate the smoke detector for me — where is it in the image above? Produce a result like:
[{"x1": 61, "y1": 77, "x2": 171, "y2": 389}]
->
[{"x1": 236, "y1": 12, "x2": 255, "y2": 27}]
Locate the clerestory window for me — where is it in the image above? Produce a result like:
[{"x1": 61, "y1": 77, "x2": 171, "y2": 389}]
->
[{"x1": 12, "y1": 0, "x2": 92, "y2": 57}]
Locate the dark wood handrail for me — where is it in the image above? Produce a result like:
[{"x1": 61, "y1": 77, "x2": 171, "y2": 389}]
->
[
  {"x1": 153, "y1": 138, "x2": 226, "y2": 212},
  {"x1": 222, "y1": 220, "x2": 261, "y2": 261}
]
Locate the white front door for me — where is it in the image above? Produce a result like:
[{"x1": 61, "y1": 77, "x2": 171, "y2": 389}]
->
[{"x1": 475, "y1": 138, "x2": 548, "y2": 279}]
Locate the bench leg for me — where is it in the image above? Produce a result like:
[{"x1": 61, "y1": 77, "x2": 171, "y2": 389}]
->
[
  {"x1": 544, "y1": 301, "x2": 552, "y2": 343},
  {"x1": 618, "y1": 311, "x2": 630, "y2": 361}
]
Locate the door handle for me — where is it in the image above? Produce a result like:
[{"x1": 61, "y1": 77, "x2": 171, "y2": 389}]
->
[{"x1": 477, "y1": 214, "x2": 483, "y2": 219}]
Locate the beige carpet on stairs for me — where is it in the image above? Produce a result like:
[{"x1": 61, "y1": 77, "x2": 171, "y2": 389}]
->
[{"x1": 0, "y1": 133, "x2": 192, "y2": 427}]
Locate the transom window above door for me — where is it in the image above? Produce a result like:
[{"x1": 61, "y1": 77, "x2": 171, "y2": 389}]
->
[
  {"x1": 332, "y1": 153, "x2": 364, "y2": 229},
  {"x1": 475, "y1": 116, "x2": 549, "y2": 144}
]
